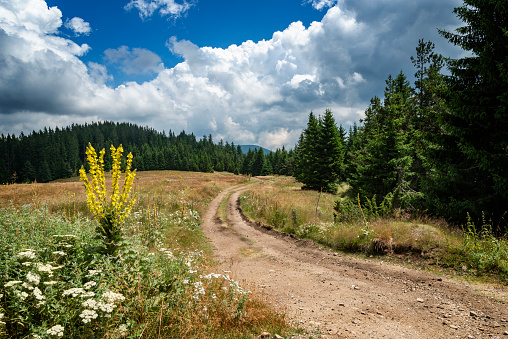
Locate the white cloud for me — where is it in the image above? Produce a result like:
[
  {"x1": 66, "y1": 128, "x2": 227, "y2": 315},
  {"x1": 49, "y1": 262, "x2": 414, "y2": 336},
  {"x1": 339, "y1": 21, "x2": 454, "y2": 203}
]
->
[
  {"x1": 124, "y1": 0, "x2": 193, "y2": 20},
  {"x1": 87, "y1": 62, "x2": 112, "y2": 84},
  {"x1": 258, "y1": 128, "x2": 298, "y2": 151},
  {"x1": 104, "y1": 46, "x2": 164, "y2": 75},
  {"x1": 0, "y1": 0, "x2": 463, "y2": 150},
  {"x1": 305, "y1": 0, "x2": 338, "y2": 11},
  {"x1": 64, "y1": 17, "x2": 91, "y2": 36}
]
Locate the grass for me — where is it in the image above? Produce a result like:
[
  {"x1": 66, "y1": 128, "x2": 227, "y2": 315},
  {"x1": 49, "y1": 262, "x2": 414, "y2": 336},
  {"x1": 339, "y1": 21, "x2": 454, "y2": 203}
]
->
[
  {"x1": 0, "y1": 171, "x2": 294, "y2": 338},
  {"x1": 240, "y1": 176, "x2": 508, "y2": 286}
]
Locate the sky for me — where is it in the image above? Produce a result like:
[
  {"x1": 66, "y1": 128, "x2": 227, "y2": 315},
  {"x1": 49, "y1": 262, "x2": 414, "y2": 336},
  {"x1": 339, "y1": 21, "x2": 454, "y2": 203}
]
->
[{"x1": 0, "y1": 0, "x2": 465, "y2": 150}]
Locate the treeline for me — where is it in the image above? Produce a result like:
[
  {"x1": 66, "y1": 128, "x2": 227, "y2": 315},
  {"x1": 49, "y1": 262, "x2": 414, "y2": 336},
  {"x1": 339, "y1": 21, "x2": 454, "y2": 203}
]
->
[
  {"x1": 0, "y1": 121, "x2": 296, "y2": 184},
  {"x1": 295, "y1": 0, "x2": 508, "y2": 231}
]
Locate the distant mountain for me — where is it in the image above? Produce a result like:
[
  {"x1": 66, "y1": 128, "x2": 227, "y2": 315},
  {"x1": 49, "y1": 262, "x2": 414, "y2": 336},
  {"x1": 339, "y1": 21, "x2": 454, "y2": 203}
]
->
[{"x1": 239, "y1": 145, "x2": 272, "y2": 155}]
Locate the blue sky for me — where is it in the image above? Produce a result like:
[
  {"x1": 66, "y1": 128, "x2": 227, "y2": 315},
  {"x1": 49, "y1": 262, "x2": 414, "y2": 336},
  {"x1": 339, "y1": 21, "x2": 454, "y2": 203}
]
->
[{"x1": 0, "y1": 0, "x2": 464, "y2": 149}]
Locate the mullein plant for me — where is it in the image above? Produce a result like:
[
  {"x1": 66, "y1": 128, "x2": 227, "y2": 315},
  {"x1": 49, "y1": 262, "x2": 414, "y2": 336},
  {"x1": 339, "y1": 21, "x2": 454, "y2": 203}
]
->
[{"x1": 79, "y1": 143, "x2": 136, "y2": 256}]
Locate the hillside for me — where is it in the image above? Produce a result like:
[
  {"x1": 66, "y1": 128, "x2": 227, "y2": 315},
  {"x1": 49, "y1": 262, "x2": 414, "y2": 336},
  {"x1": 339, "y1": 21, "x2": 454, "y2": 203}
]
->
[
  {"x1": 0, "y1": 122, "x2": 293, "y2": 184},
  {"x1": 239, "y1": 145, "x2": 272, "y2": 155}
]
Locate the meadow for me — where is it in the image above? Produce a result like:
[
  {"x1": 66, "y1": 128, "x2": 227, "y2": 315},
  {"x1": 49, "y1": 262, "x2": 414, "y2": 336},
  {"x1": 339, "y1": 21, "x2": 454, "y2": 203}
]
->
[
  {"x1": 0, "y1": 171, "x2": 291, "y2": 338},
  {"x1": 240, "y1": 176, "x2": 508, "y2": 285}
]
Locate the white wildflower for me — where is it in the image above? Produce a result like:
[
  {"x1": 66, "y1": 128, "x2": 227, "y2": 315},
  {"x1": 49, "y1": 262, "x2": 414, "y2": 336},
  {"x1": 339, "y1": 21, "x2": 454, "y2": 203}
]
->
[
  {"x1": 80, "y1": 291, "x2": 95, "y2": 298},
  {"x1": 83, "y1": 281, "x2": 96, "y2": 290},
  {"x1": 17, "y1": 249, "x2": 36, "y2": 260},
  {"x1": 52, "y1": 251, "x2": 66, "y2": 256},
  {"x1": 36, "y1": 263, "x2": 62, "y2": 277},
  {"x1": 5, "y1": 280, "x2": 22, "y2": 287},
  {"x1": 97, "y1": 301, "x2": 116, "y2": 313},
  {"x1": 103, "y1": 290, "x2": 125, "y2": 303},
  {"x1": 183, "y1": 279, "x2": 189, "y2": 284},
  {"x1": 79, "y1": 309, "x2": 98, "y2": 324},
  {"x1": 22, "y1": 262, "x2": 32, "y2": 266},
  {"x1": 44, "y1": 281, "x2": 58, "y2": 285},
  {"x1": 33, "y1": 287, "x2": 45, "y2": 301},
  {"x1": 82, "y1": 298, "x2": 98, "y2": 309},
  {"x1": 62, "y1": 287, "x2": 85, "y2": 297},
  {"x1": 17, "y1": 291, "x2": 29, "y2": 300},
  {"x1": 86, "y1": 269, "x2": 101, "y2": 277},
  {"x1": 22, "y1": 282, "x2": 34, "y2": 290},
  {"x1": 47, "y1": 324, "x2": 64, "y2": 337},
  {"x1": 118, "y1": 324, "x2": 129, "y2": 336},
  {"x1": 27, "y1": 272, "x2": 40, "y2": 285}
]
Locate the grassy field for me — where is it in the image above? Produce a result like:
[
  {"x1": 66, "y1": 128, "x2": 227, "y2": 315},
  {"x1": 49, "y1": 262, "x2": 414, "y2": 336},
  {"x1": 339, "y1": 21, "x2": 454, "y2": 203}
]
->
[
  {"x1": 0, "y1": 171, "x2": 293, "y2": 339},
  {"x1": 241, "y1": 176, "x2": 508, "y2": 286}
]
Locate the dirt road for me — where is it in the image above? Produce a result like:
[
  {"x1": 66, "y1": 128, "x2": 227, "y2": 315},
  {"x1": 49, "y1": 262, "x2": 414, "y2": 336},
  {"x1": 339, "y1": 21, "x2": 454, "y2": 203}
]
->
[{"x1": 201, "y1": 182, "x2": 508, "y2": 338}]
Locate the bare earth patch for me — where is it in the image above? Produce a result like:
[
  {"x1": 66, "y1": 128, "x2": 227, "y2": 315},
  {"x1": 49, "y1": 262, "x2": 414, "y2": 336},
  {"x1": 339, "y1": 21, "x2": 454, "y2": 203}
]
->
[{"x1": 202, "y1": 182, "x2": 508, "y2": 338}]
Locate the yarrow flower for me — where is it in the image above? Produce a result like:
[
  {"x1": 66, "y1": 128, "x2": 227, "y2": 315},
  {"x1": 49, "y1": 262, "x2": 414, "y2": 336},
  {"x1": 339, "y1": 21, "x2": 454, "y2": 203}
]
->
[
  {"x1": 27, "y1": 272, "x2": 40, "y2": 285},
  {"x1": 36, "y1": 263, "x2": 63, "y2": 277},
  {"x1": 118, "y1": 324, "x2": 129, "y2": 337},
  {"x1": 103, "y1": 290, "x2": 125, "y2": 303},
  {"x1": 22, "y1": 282, "x2": 34, "y2": 290},
  {"x1": 83, "y1": 281, "x2": 97, "y2": 290},
  {"x1": 4, "y1": 280, "x2": 22, "y2": 287},
  {"x1": 62, "y1": 287, "x2": 85, "y2": 297},
  {"x1": 17, "y1": 291, "x2": 29, "y2": 300},
  {"x1": 86, "y1": 269, "x2": 101, "y2": 277},
  {"x1": 17, "y1": 249, "x2": 36, "y2": 260},
  {"x1": 47, "y1": 324, "x2": 64, "y2": 337},
  {"x1": 79, "y1": 309, "x2": 98, "y2": 324}
]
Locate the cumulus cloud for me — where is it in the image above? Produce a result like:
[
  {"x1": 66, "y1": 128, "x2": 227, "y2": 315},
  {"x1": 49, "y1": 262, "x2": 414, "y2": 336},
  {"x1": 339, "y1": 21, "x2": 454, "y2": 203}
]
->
[
  {"x1": 104, "y1": 46, "x2": 164, "y2": 75},
  {"x1": 305, "y1": 0, "x2": 338, "y2": 11},
  {"x1": 124, "y1": 0, "x2": 193, "y2": 20},
  {"x1": 0, "y1": 0, "x2": 462, "y2": 150},
  {"x1": 64, "y1": 17, "x2": 91, "y2": 36},
  {"x1": 0, "y1": 0, "x2": 93, "y2": 116}
]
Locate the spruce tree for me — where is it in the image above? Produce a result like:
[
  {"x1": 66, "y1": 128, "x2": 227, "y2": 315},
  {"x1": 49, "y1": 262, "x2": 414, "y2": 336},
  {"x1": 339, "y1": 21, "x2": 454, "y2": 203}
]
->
[
  {"x1": 316, "y1": 109, "x2": 344, "y2": 193},
  {"x1": 298, "y1": 112, "x2": 321, "y2": 190},
  {"x1": 297, "y1": 110, "x2": 344, "y2": 193},
  {"x1": 433, "y1": 0, "x2": 508, "y2": 224}
]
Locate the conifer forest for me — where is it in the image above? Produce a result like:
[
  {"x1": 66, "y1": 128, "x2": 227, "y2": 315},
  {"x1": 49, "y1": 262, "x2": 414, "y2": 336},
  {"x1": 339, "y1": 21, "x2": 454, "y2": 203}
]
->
[{"x1": 1, "y1": 0, "x2": 507, "y2": 232}]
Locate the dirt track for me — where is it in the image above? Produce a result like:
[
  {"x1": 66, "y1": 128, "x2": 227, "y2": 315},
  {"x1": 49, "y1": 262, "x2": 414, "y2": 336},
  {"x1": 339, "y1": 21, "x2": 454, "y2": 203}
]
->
[{"x1": 201, "y1": 182, "x2": 508, "y2": 338}]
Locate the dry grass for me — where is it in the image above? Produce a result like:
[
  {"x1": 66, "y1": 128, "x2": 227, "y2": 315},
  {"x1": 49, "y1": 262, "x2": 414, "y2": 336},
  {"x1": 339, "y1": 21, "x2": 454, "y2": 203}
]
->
[
  {"x1": 240, "y1": 176, "x2": 508, "y2": 285},
  {"x1": 0, "y1": 171, "x2": 295, "y2": 338},
  {"x1": 242, "y1": 176, "x2": 337, "y2": 230},
  {"x1": 0, "y1": 171, "x2": 246, "y2": 217}
]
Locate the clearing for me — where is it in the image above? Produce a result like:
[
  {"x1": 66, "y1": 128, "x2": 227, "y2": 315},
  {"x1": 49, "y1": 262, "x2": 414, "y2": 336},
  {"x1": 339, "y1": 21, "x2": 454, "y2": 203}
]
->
[{"x1": 202, "y1": 181, "x2": 508, "y2": 339}]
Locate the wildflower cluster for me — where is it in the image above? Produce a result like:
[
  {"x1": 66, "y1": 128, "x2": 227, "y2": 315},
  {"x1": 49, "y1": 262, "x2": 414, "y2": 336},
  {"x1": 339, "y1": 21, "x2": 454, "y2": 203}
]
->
[
  {"x1": 0, "y1": 228, "x2": 127, "y2": 338},
  {"x1": 79, "y1": 143, "x2": 136, "y2": 256}
]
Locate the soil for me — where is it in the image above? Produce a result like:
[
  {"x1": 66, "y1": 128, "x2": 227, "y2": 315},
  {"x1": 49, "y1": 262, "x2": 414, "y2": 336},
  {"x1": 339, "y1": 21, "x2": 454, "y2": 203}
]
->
[{"x1": 201, "y1": 181, "x2": 508, "y2": 339}]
